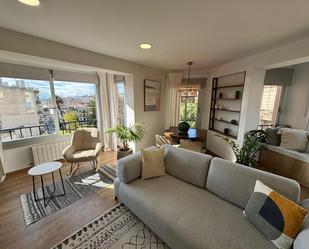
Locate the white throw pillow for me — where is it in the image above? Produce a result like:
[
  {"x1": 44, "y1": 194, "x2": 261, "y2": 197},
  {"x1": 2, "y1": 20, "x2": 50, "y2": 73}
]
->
[{"x1": 278, "y1": 128, "x2": 309, "y2": 152}]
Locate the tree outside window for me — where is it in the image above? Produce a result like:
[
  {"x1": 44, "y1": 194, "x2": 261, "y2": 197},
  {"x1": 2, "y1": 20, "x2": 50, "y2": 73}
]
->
[{"x1": 179, "y1": 92, "x2": 199, "y2": 128}]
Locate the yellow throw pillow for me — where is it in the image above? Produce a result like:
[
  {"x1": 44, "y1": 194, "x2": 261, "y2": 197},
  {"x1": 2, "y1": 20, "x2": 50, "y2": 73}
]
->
[{"x1": 142, "y1": 147, "x2": 165, "y2": 180}]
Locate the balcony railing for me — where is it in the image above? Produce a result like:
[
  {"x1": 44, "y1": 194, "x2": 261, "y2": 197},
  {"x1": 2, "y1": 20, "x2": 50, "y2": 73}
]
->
[
  {"x1": 258, "y1": 124, "x2": 274, "y2": 130},
  {"x1": 0, "y1": 120, "x2": 96, "y2": 141},
  {"x1": 59, "y1": 120, "x2": 96, "y2": 134}
]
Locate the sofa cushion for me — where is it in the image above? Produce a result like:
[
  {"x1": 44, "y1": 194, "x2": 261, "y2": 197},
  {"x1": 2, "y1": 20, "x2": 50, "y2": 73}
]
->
[
  {"x1": 206, "y1": 158, "x2": 300, "y2": 209},
  {"x1": 118, "y1": 175, "x2": 277, "y2": 249},
  {"x1": 267, "y1": 145, "x2": 309, "y2": 163},
  {"x1": 294, "y1": 199, "x2": 309, "y2": 249},
  {"x1": 278, "y1": 128, "x2": 309, "y2": 152},
  {"x1": 265, "y1": 127, "x2": 281, "y2": 146},
  {"x1": 244, "y1": 180, "x2": 308, "y2": 249},
  {"x1": 163, "y1": 144, "x2": 212, "y2": 188}
]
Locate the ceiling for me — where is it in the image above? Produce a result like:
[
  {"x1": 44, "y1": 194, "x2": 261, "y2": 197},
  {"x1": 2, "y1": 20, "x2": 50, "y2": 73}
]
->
[{"x1": 1, "y1": 0, "x2": 309, "y2": 71}]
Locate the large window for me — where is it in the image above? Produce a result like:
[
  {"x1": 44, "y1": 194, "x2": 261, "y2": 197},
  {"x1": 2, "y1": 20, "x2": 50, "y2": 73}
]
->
[
  {"x1": 0, "y1": 76, "x2": 97, "y2": 141},
  {"x1": 258, "y1": 85, "x2": 282, "y2": 129},
  {"x1": 179, "y1": 91, "x2": 199, "y2": 128}
]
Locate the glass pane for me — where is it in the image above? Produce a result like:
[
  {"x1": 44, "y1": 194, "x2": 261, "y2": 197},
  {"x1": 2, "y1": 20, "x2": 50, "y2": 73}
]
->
[
  {"x1": 0, "y1": 77, "x2": 55, "y2": 141},
  {"x1": 116, "y1": 81, "x2": 125, "y2": 125},
  {"x1": 179, "y1": 93, "x2": 198, "y2": 128},
  {"x1": 258, "y1": 85, "x2": 281, "y2": 129},
  {"x1": 54, "y1": 81, "x2": 96, "y2": 135}
]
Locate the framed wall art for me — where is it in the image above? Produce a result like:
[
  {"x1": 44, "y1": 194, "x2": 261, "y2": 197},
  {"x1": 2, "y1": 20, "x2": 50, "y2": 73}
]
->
[{"x1": 144, "y1": 79, "x2": 160, "y2": 111}]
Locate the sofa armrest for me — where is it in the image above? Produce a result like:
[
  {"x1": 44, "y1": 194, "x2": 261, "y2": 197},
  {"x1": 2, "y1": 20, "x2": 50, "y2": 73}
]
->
[
  {"x1": 117, "y1": 151, "x2": 142, "y2": 183},
  {"x1": 294, "y1": 199, "x2": 309, "y2": 249}
]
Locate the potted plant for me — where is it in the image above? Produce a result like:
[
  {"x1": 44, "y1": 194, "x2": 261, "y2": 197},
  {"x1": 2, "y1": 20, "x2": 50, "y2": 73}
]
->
[
  {"x1": 106, "y1": 123, "x2": 146, "y2": 159},
  {"x1": 178, "y1": 121, "x2": 190, "y2": 133},
  {"x1": 216, "y1": 130, "x2": 266, "y2": 167}
]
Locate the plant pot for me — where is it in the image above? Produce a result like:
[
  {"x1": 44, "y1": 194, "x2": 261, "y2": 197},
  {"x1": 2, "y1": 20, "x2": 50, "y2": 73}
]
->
[{"x1": 117, "y1": 148, "x2": 133, "y2": 160}]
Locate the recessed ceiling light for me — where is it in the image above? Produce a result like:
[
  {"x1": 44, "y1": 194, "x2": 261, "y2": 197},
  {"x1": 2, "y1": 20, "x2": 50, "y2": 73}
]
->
[
  {"x1": 18, "y1": 0, "x2": 40, "y2": 6},
  {"x1": 139, "y1": 43, "x2": 152, "y2": 50}
]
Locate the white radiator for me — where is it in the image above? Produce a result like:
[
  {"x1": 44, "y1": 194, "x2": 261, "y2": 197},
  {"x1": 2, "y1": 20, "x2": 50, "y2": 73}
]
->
[{"x1": 32, "y1": 140, "x2": 71, "y2": 165}]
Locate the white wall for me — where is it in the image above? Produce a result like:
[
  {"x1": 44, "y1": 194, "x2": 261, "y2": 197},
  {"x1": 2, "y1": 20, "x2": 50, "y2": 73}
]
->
[
  {"x1": 0, "y1": 27, "x2": 166, "y2": 172},
  {"x1": 281, "y1": 62, "x2": 309, "y2": 129}
]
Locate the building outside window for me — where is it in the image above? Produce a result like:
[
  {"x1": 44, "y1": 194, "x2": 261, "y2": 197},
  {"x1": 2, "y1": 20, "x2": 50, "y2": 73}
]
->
[
  {"x1": 179, "y1": 90, "x2": 199, "y2": 128},
  {"x1": 258, "y1": 85, "x2": 282, "y2": 129},
  {"x1": 0, "y1": 77, "x2": 97, "y2": 141},
  {"x1": 0, "y1": 77, "x2": 55, "y2": 141}
]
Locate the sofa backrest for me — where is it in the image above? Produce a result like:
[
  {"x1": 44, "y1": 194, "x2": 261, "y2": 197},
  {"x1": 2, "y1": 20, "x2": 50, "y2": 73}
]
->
[
  {"x1": 163, "y1": 144, "x2": 212, "y2": 188},
  {"x1": 206, "y1": 157, "x2": 301, "y2": 209}
]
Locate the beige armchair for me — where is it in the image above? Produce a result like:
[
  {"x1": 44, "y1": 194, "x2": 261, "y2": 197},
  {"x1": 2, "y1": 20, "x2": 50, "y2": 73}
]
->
[{"x1": 63, "y1": 128, "x2": 102, "y2": 176}]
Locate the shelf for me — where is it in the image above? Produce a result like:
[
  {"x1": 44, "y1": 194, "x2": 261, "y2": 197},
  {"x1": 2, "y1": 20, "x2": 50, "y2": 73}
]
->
[
  {"x1": 210, "y1": 128, "x2": 237, "y2": 139},
  {"x1": 213, "y1": 108, "x2": 240, "y2": 113},
  {"x1": 215, "y1": 97, "x2": 241, "y2": 101},
  {"x1": 212, "y1": 118, "x2": 239, "y2": 126},
  {"x1": 216, "y1": 84, "x2": 244, "y2": 89}
]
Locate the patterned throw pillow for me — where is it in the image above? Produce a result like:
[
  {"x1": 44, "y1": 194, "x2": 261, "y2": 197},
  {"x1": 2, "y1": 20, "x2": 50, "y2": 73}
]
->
[{"x1": 244, "y1": 180, "x2": 308, "y2": 249}]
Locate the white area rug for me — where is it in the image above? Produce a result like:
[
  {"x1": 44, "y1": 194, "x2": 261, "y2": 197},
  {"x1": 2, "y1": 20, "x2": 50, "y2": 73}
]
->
[{"x1": 51, "y1": 203, "x2": 170, "y2": 249}]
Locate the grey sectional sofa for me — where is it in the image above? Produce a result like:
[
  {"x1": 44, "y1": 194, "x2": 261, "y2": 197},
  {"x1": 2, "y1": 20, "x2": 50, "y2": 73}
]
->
[{"x1": 114, "y1": 145, "x2": 309, "y2": 249}]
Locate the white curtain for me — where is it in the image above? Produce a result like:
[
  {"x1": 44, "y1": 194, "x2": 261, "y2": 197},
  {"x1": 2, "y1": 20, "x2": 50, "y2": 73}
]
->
[
  {"x1": 165, "y1": 72, "x2": 182, "y2": 128},
  {"x1": 98, "y1": 72, "x2": 119, "y2": 151},
  {"x1": 0, "y1": 141, "x2": 5, "y2": 183}
]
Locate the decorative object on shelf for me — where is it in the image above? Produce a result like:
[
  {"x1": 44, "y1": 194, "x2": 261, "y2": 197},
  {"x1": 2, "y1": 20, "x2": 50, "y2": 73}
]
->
[
  {"x1": 219, "y1": 92, "x2": 223, "y2": 99},
  {"x1": 144, "y1": 79, "x2": 161, "y2": 111},
  {"x1": 216, "y1": 129, "x2": 266, "y2": 167},
  {"x1": 218, "y1": 105, "x2": 223, "y2": 110},
  {"x1": 178, "y1": 121, "x2": 190, "y2": 133},
  {"x1": 106, "y1": 123, "x2": 146, "y2": 159},
  {"x1": 235, "y1": 90, "x2": 241, "y2": 99},
  {"x1": 177, "y1": 62, "x2": 200, "y2": 97},
  {"x1": 219, "y1": 117, "x2": 224, "y2": 121},
  {"x1": 224, "y1": 128, "x2": 230, "y2": 135},
  {"x1": 231, "y1": 119, "x2": 238, "y2": 125}
]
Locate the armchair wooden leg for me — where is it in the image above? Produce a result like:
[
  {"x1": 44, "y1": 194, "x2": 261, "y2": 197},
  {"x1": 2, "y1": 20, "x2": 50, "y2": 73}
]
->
[
  {"x1": 68, "y1": 162, "x2": 78, "y2": 177},
  {"x1": 67, "y1": 163, "x2": 74, "y2": 176},
  {"x1": 95, "y1": 159, "x2": 100, "y2": 172}
]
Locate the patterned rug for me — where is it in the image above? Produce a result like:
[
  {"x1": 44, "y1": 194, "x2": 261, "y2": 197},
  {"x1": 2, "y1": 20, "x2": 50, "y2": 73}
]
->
[
  {"x1": 51, "y1": 203, "x2": 170, "y2": 249},
  {"x1": 20, "y1": 165, "x2": 116, "y2": 226}
]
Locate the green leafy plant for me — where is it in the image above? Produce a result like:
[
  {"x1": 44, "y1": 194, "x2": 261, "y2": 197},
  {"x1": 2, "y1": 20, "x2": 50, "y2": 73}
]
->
[
  {"x1": 106, "y1": 123, "x2": 146, "y2": 151},
  {"x1": 178, "y1": 121, "x2": 190, "y2": 133},
  {"x1": 216, "y1": 130, "x2": 266, "y2": 167}
]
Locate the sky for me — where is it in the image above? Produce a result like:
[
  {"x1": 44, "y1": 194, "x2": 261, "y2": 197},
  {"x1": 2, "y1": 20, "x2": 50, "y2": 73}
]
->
[{"x1": 1, "y1": 78, "x2": 95, "y2": 99}]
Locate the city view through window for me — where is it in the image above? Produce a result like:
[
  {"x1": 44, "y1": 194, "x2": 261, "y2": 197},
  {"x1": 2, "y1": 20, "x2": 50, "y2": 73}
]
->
[{"x1": 0, "y1": 77, "x2": 96, "y2": 141}]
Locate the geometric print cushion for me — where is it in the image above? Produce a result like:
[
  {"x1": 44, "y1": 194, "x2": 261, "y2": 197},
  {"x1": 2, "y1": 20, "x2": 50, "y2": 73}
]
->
[{"x1": 244, "y1": 180, "x2": 308, "y2": 249}]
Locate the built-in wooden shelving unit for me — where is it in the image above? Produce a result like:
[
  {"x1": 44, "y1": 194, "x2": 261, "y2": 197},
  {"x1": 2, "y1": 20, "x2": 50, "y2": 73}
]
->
[{"x1": 209, "y1": 71, "x2": 246, "y2": 139}]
